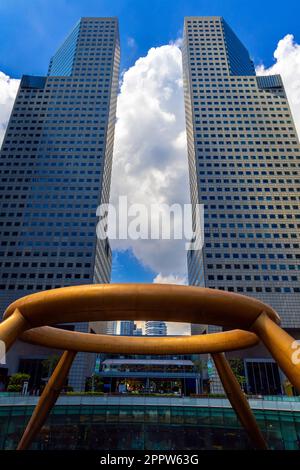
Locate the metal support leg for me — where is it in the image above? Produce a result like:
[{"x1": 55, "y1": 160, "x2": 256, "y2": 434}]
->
[
  {"x1": 251, "y1": 312, "x2": 300, "y2": 393},
  {"x1": 17, "y1": 350, "x2": 76, "y2": 450},
  {"x1": 212, "y1": 352, "x2": 267, "y2": 450}
]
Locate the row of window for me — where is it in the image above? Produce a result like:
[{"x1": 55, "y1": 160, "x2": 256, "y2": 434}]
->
[
  {"x1": 194, "y1": 91, "x2": 285, "y2": 99},
  {"x1": 201, "y1": 178, "x2": 300, "y2": 184},
  {"x1": 205, "y1": 232, "x2": 299, "y2": 238},
  {"x1": 12, "y1": 108, "x2": 109, "y2": 117},
  {"x1": 195, "y1": 118, "x2": 292, "y2": 126},
  {"x1": 206, "y1": 253, "x2": 299, "y2": 261},
  {"x1": 197, "y1": 154, "x2": 299, "y2": 160},
  {"x1": 200, "y1": 188, "x2": 300, "y2": 195},
  {"x1": 205, "y1": 242, "x2": 300, "y2": 248},
  {"x1": 195, "y1": 121, "x2": 294, "y2": 130},
  {"x1": 197, "y1": 164, "x2": 299, "y2": 170},
  {"x1": 1, "y1": 272, "x2": 91, "y2": 279},
  {"x1": 10, "y1": 230, "x2": 96, "y2": 236},
  {"x1": 207, "y1": 285, "x2": 300, "y2": 293},
  {"x1": 16, "y1": 99, "x2": 110, "y2": 107},
  {"x1": 198, "y1": 197, "x2": 300, "y2": 204},
  {"x1": 205, "y1": 222, "x2": 300, "y2": 228},
  {"x1": 0, "y1": 164, "x2": 103, "y2": 170},
  {"x1": 207, "y1": 274, "x2": 298, "y2": 281},
  {"x1": 1, "y1": 241, "x2": 95, "y2": 247},
  {"x1": 201, "y1": 173, "x2": 299, "y2": 178},
  {"x1": 0, "y1": 251, "x2": 94, "y2": 257},
  {"x1": 0, "y1": 262, "x2": 90, "y2": 268},
  {"x1": 207, "y1": 263, "x2": 299, "y2": 269},
  {"x1": 0, "y1": 281, "x2": 89, "y2": 290},
  {"x1": 1, "y1": 169, "x2": 100, "y2": 175},
  {"x1": 47, "y1": 76, "x2": 112, "y2": 83}
]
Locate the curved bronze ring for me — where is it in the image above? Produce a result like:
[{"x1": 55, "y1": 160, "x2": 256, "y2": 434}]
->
[
  {"x1": 21, "y1": 326, "x2": 259, "y2": 354},
  {"x1": 3, "y1": 283, "x2": 280, "y2": 328},
  {"x1": 0, "y1": 284, "x2": 300, "y2": 389},
  {"x1": 0, "y1": 283, "x2": 299, "y2": 451},
  {"x1": 1, "y1": 283, "x2": 299, "y2": 391}
]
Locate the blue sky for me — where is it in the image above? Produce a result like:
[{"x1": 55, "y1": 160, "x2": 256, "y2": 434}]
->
[
  {"x1": 1, "y1": 0, "x2": 299, "y2": 285},
  {"x1": 112, "y1": 250, "x2": 155, "y2": 283},
  {"x1": 1, "y1": 0, "x2": 299, "y2": 78}
]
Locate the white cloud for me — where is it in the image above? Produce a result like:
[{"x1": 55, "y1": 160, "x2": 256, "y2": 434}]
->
[
  {"x1": 111, "y1": 35, "x2": 300, "y2": 283},
  {"x1": 0, "y1": 49, "x2": 190, "y2": 282},
  {"x1": 256, "y1": 34, "x2": 300, "y2": 136},
  {"x1": 110, "y1": 44, "x2": 190, "y2": 279},
  {"x1": 153, "y1": 273, "x2": 187, "y2": 285},
  {"x1": 167, "y1": 322, "x2": 190, "y2": 336},
  {"x1": 0, "y1": 72, "x2": 20, "y2": 146},
  {"x1": 152, "y1": 271, "x2": 190, "y2": 336},
  {"x1": 1, "y1": 33, "x2": 300, "y2": 287}
]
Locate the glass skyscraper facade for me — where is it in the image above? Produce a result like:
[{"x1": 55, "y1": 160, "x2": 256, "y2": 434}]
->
[
  {"x1": 120, "y1": 321, "x2": 135, "y2": 336},
  {"x1": 0, "y1": 17, "x2": 120, "y2": 390},
  {"x1": 145, "y1": 321, "x2": 168, "y2": 336},
  {"x1": 183, "y1": 17, "x2": 300, "y2": 391}
]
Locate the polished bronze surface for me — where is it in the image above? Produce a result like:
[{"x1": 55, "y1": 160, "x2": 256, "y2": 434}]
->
[
  {"x1": 21, "y1": 326, "x2": 259, "y2": 354},
  {"x1": 17, "y1": 350, "x2": 76, "y2": 451},
  {"x1": 3, "y1": 283, "x2": 280, "y2": 329},
  {"x1": 0, "y1": 283, "x2": 299, "y2": 450},
  {"x1": 251, "y1": 312, "x2": 300, "y2": 392},
  {"x1": 0, "y1": 308, "x2": 29, "y2": 357},
  {"x1": 212, "y1": 352, "x2": 267, "y2": 450}
]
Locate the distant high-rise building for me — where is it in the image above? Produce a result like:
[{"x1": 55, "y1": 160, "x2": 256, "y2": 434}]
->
[
  {"x1": 133, "y1": 325, "x2": 143, "y2": 336},
  {"x1": 0, "y1": 17, "x2": 120, "y2": 390},
  {"x1": 120, "y1": 321, "x2": 135, "y2": 336},
  {"x1": 106, "y1": 321, "x2": 117, "y2": 335},
  {"x1": 145, "y1": 321, "x2": 167, "y2": 336},
  {"x1": 183, "y1": 16, "x2": 300, "y2": 393}
]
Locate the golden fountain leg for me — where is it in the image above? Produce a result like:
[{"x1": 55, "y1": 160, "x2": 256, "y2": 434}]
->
[
  {"x1": 17, "y1": 350, "x2": 76, "y2": 450},
  {"x1": 0, "y1": 308, "x2": 29, "y2": 356},
  {"x1": 211, "y1": 352, "x2": 267, "y2": 450},
  {"x1": 251, "y1": 312, "x2": 300, "y2": 393}
]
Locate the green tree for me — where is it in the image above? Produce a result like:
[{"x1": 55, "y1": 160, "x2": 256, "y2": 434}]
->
[
  {"x1": 7, "y1": 373, "x2": 30, "y2": 393},
  {"x1": 229, "y1": 358, "x2": 247, "y2": 390},
  {"x1": 85, "y1": 375, "x2": 103, "y2": 392}
]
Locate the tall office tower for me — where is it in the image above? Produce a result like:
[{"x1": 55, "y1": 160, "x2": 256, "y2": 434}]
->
[
  {"x1": 133, "y1": 325, "x2": 143, "y2": 336},
  {"x1": 120, "y1": 321, "x2": 135, "y2": 336},
  {"x1": 0, "y1": 17, "x2": 120, "y2": 390},
  {"x1": 145, "y1": 321, "x2": 167, "y2": 336},
  {"x1": 183, "y1": 17, "x2": 300, "y2": 394}
]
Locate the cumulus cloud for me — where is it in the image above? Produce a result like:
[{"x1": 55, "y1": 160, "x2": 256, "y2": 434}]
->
[
  {"x1": 256, "y1": 34, "x2": 300, "y2": 136},
  {"x1": 0, "y1": 72, "x2": 20, "y2": 146},
  {"x1": 153, "y1": 273, "x2": 187, "y2": 285},
  {"x1": 1, "y1": 33, "x2": 299, "y2": 286},
  {"x1": 110, "y1": 44, "x2": 190, "y2": 279},
  {"x1": 153, "y1": 272, "x2": 189, "y2": 334},
  {"x1": 0, "y1": 48, "x2": 190, "y2": 282},
  {"x1": 153, "y1": 273, "x2": 191, "y2": 335},
  {"x1": 111, "y1": 35, "x2": 300, "y2": 283}
]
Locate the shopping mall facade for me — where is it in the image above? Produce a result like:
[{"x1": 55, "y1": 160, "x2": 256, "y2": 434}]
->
[{"x1": 1, "y1": 395, "x2": 299, "y2": 450}]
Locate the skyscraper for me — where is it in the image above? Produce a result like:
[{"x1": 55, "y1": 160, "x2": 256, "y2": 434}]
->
[
  {"x1": 120, "y1": 321, "x2": 135, "y2": 336},
  {"x1": 0, "y1": 17, "x2": 120, "y2": 390},
  {"x1": 183, "y1": 17, "x2": 300, "y2": 393},
  {"x1": 145, "y1": 321, "x2": 167, "y2": 336},
  {"x1": 133, "y1": 325, "x2": 143, "y2": 336}
]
